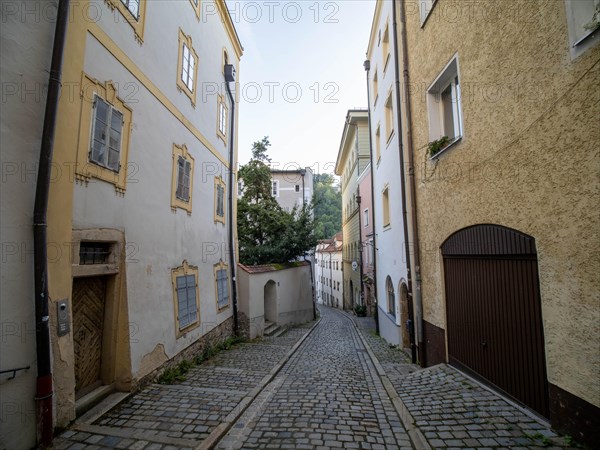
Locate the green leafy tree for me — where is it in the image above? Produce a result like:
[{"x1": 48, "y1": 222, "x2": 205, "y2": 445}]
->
[
  {"x1": 237, "y1": 137, "x2": 317, "y2": 265},
  {"x1": 313, "y1": 173, "x2": 342, "y2": 240}
]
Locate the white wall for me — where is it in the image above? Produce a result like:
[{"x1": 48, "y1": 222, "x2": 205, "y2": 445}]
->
[
  {"x1": 367, "y1": 0, "x2": 408, "y2": 346},
  {"x1": 0, "y1": 2, "x2": 56, "y2": 448},
  {"x1": 71, "y1": 0, "x2": 241, "y2": 379},
  {"x1": 238, "y1": 265, "x2": 314, "y2": 339}
]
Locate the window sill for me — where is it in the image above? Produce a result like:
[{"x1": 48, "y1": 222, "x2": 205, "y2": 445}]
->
[
  {"x1": 429, "y1": 136, "x2": 462, "y2": 160},
  {"x1": 383, "y1": 53, "x2": 390, "y2": 74},
  {"x1": 385, "y1": 130, "x2": 395, "y2": 147},
  {"x1": 573, "y1": 24, "x2": 600, "y2": 47},
  {"x1": 420, "y1": 0, "x2": 440, "y2": 28}
]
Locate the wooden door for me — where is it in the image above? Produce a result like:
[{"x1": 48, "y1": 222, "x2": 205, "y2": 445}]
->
[
  {"x1": 72, "y1": 276, "x2": 107, "y2": 398},
  {"x1": 442, "y1": 225, "x2": 549, "y2": 418}
]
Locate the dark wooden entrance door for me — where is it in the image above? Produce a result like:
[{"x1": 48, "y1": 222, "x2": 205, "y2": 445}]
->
[
  {"x1": 442, "y1": 225, "x2": 549, "y2": 418},
  {"x1": 73, "y1": 276, "x2": 107, "y2": 398}
]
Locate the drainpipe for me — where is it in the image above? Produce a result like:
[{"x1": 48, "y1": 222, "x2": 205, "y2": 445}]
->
[
  {"x1": 224, "y1": 65, "x2": 239, "y2": 336},
  {"x1": 32, "y1": 0, "x2": 70, "y2": 445},
  {"x1": 391, "y1": 0, "x2": 418, "y2": 364},
  {"x1": 300, "y1": 168, "x2": 306, "y2": 206},
  {"x1": 363, "y1": 59, "x2": 379, "y2": 335},
  {"x1": 356, "y1": 191, "x2": 365, "y2": 308},
  {"x1": 396, "y1": 0, "x2": 423, "y2": 366}
]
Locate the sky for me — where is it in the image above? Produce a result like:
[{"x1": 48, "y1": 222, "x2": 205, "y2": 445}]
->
[{"x1": 227, "y1": 0, "x2": 376, "y2": 176}]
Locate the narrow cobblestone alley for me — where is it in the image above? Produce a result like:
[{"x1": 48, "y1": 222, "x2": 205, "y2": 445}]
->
[
  {"x1": 53, "y1": 306, "x2": 577, "y2": 450},
  {"x1": 216, "y1": 307, "x2": 412, "y2": 449}
]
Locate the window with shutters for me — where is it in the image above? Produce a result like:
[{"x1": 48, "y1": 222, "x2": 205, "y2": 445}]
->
[
  {"x1": 217, "y1": 94, "x2": 228, "y2": 144},
  {"x1": 76, "y1": 74, "x2": 132, "y2": 194},
  {"x1": 214, "y1": 261, "x2": 230, "y2": 312},
  {"x1": 171, "y1": 143, "x2": 194, "y2": 214},
  {"x1": 214, "y1": 176, "x2": 226, "y2": 224},
  {"x1": 177, "y1": 29, "x2": 199, "y2": 106},
  {"x1": 90, "y1": 95, "x2": 123, "y2": 172},
  {"x1": 171, "y1": 261, "x2": 200, "y2": 336}
]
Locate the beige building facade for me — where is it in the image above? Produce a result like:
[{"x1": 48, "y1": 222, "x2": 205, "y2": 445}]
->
[
  {"x1": 270, "y1": 167, "x2": 314, "y2": 212},
  {"x1": 335, "y1": 110, "x2": 371, "y2": 311},
  {"x1": 395, "y1": 0, "x2": 599, "y2": 442}
]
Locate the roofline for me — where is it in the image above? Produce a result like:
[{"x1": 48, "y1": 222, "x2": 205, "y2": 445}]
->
[
  {"x1": 216, "y1": 0, "x2": 244, "y2": 59},
  {"x1": 366, "y1": 0, "x2": 384, "y2": 58},
  {"x1": 334, "y1": 109, "x2": 369, "y2": 175}
]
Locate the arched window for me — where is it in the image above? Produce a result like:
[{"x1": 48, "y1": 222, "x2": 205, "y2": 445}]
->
[{"x1": 386, "y1": 276, "x2": 395, "y2": 316}]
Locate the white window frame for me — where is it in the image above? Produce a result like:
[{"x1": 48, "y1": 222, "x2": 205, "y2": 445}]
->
[
  {"x1": 427, "y1": 54, "x2": 464, "y2": 155},
  {"x1": 420, "y1": 0, "x2": 438, "y2": 25},
  {"x1": 565, "y1": 0, "x2": 600, "y2": 59},
  {"x1": 121, "y1": 0, "x2": 140, "y2": 20},
  {"x1": 90, "y1": 94, "x2": 123, "y2": 173},
  {"x1": 181, "y1": 43, "x2": 195, "y2": 92},
  {"x1": 364, "y1": 208, "x2": 369, "y2": 227}
]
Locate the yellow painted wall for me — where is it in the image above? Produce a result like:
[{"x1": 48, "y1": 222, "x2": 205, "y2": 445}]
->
[{"x1": 403, "y1": 0, "x2": 599, "y2": 407}]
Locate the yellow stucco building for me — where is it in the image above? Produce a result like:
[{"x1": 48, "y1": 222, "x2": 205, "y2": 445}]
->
[{"x1": 393, "y1": 0, "x2": 599, "y2": 443}]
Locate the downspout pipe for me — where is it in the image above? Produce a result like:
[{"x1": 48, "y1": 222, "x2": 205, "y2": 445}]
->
[
  {"x1": 33, "y1": 0, "x2": 70, "y2": 445},
  {"x1": 397, "y1": 0, "x2": 423, "y2": 366},
  {"x1": 363, "y1": 59, "x2": 379, "y2": 335},
  {"x1": 224, "y1": 65, "x2": 239, "y2": 336},
  {"x1": 356, "y1": 191, "x2": 365, "y2": 308},
  {"x1": 392, "y1": 0, "x2": 418, "y2": 364}
]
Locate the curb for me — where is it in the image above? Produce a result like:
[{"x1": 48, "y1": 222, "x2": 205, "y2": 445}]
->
[
  {"x1": 341, "y1": 310, "x2": 431, "y2": 450},
  {"x1": 196, "y1": 317, "x2": 322, "y2": 450}
]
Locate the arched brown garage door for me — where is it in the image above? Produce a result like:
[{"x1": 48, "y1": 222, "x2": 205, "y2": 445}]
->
[{"x1": 442, "y1": 225, "x2": 549, "y2": 418}]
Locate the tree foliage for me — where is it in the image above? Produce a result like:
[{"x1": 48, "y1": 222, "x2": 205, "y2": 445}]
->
[
  {"x1": 313, "y1": 173, "x2": 342, "y2": 240},
  {"x1": 237, "y1": 137, "x2": 318, "y2": 265}
]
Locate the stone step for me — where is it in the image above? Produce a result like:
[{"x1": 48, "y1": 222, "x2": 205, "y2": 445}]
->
[{"x1": 264, "y1": 323, "x2": 281, "y2": 337}]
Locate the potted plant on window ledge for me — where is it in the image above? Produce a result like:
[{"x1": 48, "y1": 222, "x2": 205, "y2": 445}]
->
[{"x1": 427, "y1": 136, "x2": 450, "y2": 158}]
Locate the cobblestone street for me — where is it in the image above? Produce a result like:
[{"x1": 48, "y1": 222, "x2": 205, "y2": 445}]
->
[{"x1": 53, "y1": 306, "x2": 576, "y2": 450}]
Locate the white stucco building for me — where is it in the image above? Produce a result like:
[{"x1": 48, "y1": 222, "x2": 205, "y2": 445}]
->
[
  {"x1": 315, "y1": 232, "x2": 343, "y2": 309},
  {"x1": 1, "y1": 1, "x2": 242, "y2": 447},
  {"x1": 270, "y1": 167, "x2": 314, "y2": 212},
  {"x1": 366, "y1": 1, "x2": 411, "y2": 347}
]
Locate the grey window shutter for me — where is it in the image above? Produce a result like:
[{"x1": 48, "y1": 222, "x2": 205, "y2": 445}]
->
[
  {"x1": 176, "y1": 157, "x2": 185, "y2": 199},
  {"x1": 177, "y1": 275, "x2": 190, "y2": 329},
  {"x1": 186, "y1": 274, "x2": 197, "y2": 324},
  {"x1": 183, "y1": 160, "x2": 191, "y2": 201},
  {"x1": 107, "y1": 108, "x2": 123, "y2": 171}
]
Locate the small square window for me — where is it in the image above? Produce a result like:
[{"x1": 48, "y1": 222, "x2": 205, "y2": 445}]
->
[{"x1": 79, "y1": 242, "x2": 111, "y2": 265}]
